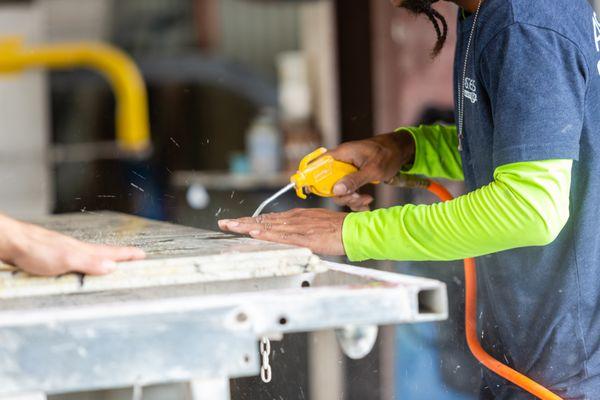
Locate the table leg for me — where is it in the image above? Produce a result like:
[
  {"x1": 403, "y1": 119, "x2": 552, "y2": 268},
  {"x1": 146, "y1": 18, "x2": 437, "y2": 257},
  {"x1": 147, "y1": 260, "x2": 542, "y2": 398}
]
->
[{"x1": 186, "y1": 378, "x2": 230, "y2": 400}]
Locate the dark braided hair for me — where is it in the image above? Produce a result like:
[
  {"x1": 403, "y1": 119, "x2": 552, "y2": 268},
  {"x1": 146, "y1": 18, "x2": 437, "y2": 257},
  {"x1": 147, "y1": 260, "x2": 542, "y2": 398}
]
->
[
  {"x1": 397, "y1": 0, "x2": 448, "y2": 58},
  {"x1": 427, "y1": 7, "x2": 448, "y2": 57}
]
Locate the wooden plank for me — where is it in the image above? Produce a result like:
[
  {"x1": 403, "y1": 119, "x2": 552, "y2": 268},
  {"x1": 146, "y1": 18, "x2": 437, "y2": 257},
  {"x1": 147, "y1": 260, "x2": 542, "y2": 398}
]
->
[{"x1": 0, "y1": 212, "x2": 320, "y2": 299}]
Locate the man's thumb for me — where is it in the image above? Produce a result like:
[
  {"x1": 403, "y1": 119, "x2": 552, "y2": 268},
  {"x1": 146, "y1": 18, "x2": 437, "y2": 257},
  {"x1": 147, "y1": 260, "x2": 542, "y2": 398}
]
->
[{"x1": 333, "y1": 171, "x2": 370, "y2": 196}]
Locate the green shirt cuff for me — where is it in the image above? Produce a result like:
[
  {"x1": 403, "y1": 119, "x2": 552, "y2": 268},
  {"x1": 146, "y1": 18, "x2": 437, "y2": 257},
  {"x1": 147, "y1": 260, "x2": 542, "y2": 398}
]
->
[
  {"x1": 342, "y1": 211, "x2": 370, "y2": 262},
  {"x1": 394, "y1": 125, "x2": 464, "y2": 181},
  {"x1": 395, "y1": 127, "x2": 421, "y2": 175}
]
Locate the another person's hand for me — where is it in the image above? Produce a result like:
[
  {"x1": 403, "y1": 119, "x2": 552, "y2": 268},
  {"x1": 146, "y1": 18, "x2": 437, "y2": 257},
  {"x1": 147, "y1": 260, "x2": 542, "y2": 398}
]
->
[
  {"x1": 327, "y1": 132, "x2": 415, "y2": 211},
  {"x1": 219, "y1": 208, "x2": 348, "y2": 256},
  {"x1": 0, "y1": 214, "x2": 146, "y2": 276}
]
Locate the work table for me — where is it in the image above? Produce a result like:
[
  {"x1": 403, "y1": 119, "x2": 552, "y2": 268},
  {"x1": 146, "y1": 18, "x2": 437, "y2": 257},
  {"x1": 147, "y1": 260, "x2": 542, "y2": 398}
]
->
[{"x1": 0, "y1": 212, "x2": 447, "y2": 400}]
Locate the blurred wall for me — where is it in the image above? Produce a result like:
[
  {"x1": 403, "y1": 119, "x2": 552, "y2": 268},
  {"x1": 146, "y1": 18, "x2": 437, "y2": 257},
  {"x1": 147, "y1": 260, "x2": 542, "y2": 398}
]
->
[
  {"x1": 299, "y1": 1, "x2": 340, "y2": 149},
  {"x1": 218, "y1": 0, "x2": 300, "y2": 81},
  {"x1": 372, "y1": 1, "x2": 457, "y2": 133},
  {"x1": 0, "y1": 3, "x2": 51, "y2": 218},
  {"x1": 39, "y1": 0, "x2": 111, "y2": 42}
]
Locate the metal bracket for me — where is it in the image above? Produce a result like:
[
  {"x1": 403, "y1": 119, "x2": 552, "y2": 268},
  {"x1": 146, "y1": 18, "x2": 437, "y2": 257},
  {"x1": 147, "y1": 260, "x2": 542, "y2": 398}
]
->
[{"x1": 335, "y1": 325, "x2": 378, "y2": 360}]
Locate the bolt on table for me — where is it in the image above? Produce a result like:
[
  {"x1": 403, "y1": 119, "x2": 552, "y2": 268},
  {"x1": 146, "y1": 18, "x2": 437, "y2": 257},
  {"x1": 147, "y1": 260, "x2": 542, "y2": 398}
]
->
[{"x1": 0, "y1": 212, "x2": 447, "y2": 400}]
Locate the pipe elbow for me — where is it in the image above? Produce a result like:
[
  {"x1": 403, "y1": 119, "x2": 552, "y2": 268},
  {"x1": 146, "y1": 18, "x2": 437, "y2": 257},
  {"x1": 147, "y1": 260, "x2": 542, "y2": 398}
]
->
[
  {"x1": 0, "y1": 38, "x2": 151, "y2": 154},
  {"x1": 76, "y1": 45, "x2": 151, "y2": 153}
]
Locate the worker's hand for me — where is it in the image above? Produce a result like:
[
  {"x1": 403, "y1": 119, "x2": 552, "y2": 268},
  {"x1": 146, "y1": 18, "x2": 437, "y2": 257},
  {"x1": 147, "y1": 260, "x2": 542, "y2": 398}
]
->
[
  {"x1": 219, "y1": 208, "x2": 348, "y2": 256},
  {"x1": 328, "y1": 132, "x2": 415, "y2": 211},
  {"x1": 0, "y1": 215, "x2": 146, "y2": 277}
]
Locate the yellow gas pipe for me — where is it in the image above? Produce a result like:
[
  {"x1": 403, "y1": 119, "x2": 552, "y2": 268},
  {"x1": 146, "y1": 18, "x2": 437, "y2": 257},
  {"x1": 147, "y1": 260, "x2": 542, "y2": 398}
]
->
[{"x1": 0, "y1": 37, "x2": 150, "y2": 153}]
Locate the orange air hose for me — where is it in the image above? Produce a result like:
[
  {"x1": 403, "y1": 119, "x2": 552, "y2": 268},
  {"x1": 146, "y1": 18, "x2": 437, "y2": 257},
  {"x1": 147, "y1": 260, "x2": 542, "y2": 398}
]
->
[{"x1": 426, "y1": 181, "x2": 563, "y2": 400}]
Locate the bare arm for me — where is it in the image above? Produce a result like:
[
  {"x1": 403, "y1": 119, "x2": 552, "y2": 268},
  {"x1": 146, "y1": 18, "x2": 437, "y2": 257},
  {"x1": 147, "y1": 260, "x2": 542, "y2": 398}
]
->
[{"x1": 0, "y1": 213, "x2": 145, "y2": 276}]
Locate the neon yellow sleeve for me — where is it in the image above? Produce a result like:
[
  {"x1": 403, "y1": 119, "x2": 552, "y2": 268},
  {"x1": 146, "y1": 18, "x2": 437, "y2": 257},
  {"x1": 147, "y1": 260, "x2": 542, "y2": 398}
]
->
[
  {"x1": 342, "y1": 159, "x2": 572, "y2": 262},
  {"x1": 399, "y1": 125, "x2": 464, "y2": 181}
]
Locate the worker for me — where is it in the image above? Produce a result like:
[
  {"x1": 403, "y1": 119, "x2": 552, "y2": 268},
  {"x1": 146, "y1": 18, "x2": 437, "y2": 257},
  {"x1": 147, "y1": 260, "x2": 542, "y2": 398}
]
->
[
  {"x1": 0, "y1": 213, "x2": 145, "y2": 276},
  {"x1": 220, "y1": 0, "x2": 600, "y2": 397}
]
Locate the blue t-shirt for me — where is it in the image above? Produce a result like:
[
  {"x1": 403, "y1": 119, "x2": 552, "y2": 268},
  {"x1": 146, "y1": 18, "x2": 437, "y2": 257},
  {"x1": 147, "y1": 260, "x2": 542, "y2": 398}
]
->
[{"x1": 454, "y1": 0, "x2": 600, "y2": 398}]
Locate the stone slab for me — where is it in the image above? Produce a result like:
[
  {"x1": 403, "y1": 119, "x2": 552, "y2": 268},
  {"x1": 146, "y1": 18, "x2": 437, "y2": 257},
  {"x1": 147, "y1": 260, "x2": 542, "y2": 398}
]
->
[{"x1": 0, "y1": 212, "x2": 320, "y2": 299}]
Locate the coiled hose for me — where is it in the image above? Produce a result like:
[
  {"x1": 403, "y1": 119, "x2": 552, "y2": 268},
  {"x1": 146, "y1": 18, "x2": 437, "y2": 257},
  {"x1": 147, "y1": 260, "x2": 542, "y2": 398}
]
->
[{"x1": 390, "y1": 175, "x2": 563, "y2": 399}]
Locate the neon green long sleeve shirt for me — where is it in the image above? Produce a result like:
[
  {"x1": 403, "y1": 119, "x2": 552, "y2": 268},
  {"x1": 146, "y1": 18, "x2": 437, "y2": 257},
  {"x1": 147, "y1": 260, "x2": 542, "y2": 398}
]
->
[
  {"x1": 400, "y1": 125, "x2": 464, "y2": 181},
  {"x1": 342, "y1": 125, "x2": 572, "y2": 262}
]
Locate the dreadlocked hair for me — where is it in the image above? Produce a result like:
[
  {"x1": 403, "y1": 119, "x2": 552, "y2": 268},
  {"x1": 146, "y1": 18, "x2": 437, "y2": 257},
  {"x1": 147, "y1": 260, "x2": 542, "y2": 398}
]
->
[
  {"x1": 398, "y1": 0, "x2": 448, "y2": 58},
  {"x1": 425, "y1": 7, "x2": 448, "y2": 57}
]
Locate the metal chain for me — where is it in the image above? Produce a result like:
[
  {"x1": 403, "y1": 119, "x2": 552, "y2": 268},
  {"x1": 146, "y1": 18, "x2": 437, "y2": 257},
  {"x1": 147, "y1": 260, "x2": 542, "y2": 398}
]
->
[
  {"x1": 254, "y1": 199, "x2": 275, "y2": 384},
  {"x1": 260, "y1": 337, "x2": 272, "y2": 383},
  {"x1": 457, "y1": 0, "x2": 483, "y2": 151}
]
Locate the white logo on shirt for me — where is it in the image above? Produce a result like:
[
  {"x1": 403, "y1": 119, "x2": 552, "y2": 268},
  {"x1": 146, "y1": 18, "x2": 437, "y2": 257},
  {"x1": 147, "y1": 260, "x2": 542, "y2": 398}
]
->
[{"x1": 464, "y1": 77, "x2": 478, "y2": 104}]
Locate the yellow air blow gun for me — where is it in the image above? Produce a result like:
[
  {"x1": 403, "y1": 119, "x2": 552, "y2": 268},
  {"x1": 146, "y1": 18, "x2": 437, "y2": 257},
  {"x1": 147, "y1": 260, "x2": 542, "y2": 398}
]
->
[{"x1": 253, "y1": 147, "x2": 373, "y2": 217}]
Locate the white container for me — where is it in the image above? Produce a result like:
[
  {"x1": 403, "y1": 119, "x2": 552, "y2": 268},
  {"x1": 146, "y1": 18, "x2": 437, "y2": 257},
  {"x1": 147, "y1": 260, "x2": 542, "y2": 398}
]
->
[
  {"x1": 246, "y1": 108, "x2": 281, "y2": 175},
  {"x1": 277, "y1": 52, "x2": 312, "y2": 122}
]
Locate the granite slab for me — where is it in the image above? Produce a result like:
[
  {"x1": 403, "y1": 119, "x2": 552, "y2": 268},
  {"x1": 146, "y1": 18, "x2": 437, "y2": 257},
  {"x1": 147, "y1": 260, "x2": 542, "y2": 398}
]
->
[{"x1": 0, "y1": 212, "x2": 321, "y2": 299}]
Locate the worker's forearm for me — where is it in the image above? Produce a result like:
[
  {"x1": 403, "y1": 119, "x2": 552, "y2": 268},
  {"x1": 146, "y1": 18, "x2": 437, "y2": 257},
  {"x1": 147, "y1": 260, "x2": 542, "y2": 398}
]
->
[
  {"x1": 343, "y1": 160, "x2": 572, "y2": 262},
  {"x1": 398, "y1": 125, "x2": 464, "y2": 181}
]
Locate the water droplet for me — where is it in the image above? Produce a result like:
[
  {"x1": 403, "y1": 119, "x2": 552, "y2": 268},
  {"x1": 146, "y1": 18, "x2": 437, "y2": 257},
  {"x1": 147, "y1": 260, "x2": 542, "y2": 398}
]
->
[
  {"x1": 170, "y1": 137, "x2": 180, "y2": 148},
  {"x1": 131, "y1": 171, "x2": 146, "y2": 180},
  {"x1": 130, "y1": 183, "x2": 144, "y2": 192}
]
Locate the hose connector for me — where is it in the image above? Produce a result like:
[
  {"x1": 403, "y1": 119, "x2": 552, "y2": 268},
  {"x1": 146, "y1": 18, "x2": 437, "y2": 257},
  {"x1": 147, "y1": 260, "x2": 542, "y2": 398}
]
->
[{"x1": 386, "y1": 174, "x2": 431, "y2": 189}]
